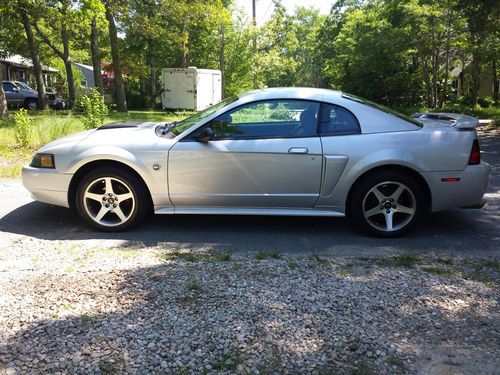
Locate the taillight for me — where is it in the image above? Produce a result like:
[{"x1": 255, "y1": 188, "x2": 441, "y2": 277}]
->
[{"x1": 468, "y1": 139, "x2": 480, "y2": 165}]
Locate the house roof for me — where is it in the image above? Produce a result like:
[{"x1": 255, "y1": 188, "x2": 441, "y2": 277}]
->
[
  {"x1": 0, "y1": 54, "x2": 58, "y2": 73},
  {"x1": 73, "y1": 62, "x2": 103, "y2": 74}
]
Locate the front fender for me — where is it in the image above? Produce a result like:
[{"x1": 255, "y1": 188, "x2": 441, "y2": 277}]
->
[{"x1": 63, "y1": 146, "x2": 156, "y2": 194}]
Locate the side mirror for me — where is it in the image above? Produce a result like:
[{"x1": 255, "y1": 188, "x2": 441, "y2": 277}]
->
[
  {"x1": 13, "y1": 87, "x2": 19, "y2": 92},
  {"x1": 194, "y1": 127, "x2": 214, "y2": 142}
]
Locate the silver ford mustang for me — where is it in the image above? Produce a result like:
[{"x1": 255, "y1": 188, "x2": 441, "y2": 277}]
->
[{"x1": 22, "y1": 88, "x2": 490, "y2": 237}]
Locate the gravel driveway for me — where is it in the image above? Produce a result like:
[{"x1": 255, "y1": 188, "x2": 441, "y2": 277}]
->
[{"x1": 0, "y1": 129, "x2": 498, "y2": 374}]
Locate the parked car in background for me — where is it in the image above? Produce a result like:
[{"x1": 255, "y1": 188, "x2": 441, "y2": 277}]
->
[
  {"x1": 2, "y1": 81, "x2": 65, "y2": 110},
  {"x1": 22, "y1": 88, "x2": 490, "y2": 237}
]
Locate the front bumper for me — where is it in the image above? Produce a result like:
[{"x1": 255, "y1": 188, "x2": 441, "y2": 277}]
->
[
  {"x1": 421, "y1": 162, "x2": 491, "y2": 212},
  {"x1": 22, "y1": 165, "x2": 73, "y2": 208}
]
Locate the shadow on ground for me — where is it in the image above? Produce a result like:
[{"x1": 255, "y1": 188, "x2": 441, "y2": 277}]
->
[
  {"x1": 1, "y1": 260, "x2": 498, "y2": 374},
  {"x1": 0, "y1": 199, "x2": 498, "y2": 256}
]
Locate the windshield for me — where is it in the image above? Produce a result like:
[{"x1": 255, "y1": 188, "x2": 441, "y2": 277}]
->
[
  {"x1": 16, "y1": 82, "x2": 33, "y2": 90},
  {"x1": 171, "y1": 96, "x2": 237, "y2": 135},
  {"x1": 341, "y1": 93, "x2": 422, "y2": 127}
]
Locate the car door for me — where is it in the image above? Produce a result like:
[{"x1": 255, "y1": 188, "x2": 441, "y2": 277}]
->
[
  {"x1": 168, "y1": 99, "x2": 323, "y2": 208},
  {"x1": 2, "y1": 82, "x2": 22, "y2": 104}
]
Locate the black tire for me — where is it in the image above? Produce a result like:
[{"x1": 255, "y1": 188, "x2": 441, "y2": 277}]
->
[
  {"x1": 350, "y1": 171, "x2": 424, "y2": 237},
  {"x1": 75, "y1": 167, "x2": 150, "y2": 231},
  {"x1": 25, "y1": 98, "x2": 38, "y2": 110}
]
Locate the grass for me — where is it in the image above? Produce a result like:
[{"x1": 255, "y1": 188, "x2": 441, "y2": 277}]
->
[
  {"x1": 437, "y1": 257, "x2": 454, "y2": 265},
  {"x1": 0, "y1": 109, "x2": 186, "y2": 178},
  {"x1": 472, "y1": 259, "x2": 500, "y2": 272},
  {"x1": 339, "y1": 268, "x2": 350, "y2": 277},
  {"x1": 362, "y1": 254, "x2": 420, "y2": 268},
  {"x1": 392, "y1": 254, "x2": 419, "y2": 268},
  {"x1": 213, "y1": 351, "x2": 241, "y2": 371},
  {"x1": 255, "y1": 250, "x2": 281, "y2": 260},
  {"x1": 80, "y1": 314, "x2": 94, "y2": 325},
  {"x1": 350, "y1": 361, "x2": 376, "y2": 375},
  {"x1": 187, "y1": 280, "x2": 201, "y2": 291},
  {"x1": 387, "y1": 355, "x2": 406, "y2": 372},
  {"x1": 422, "y1": 265, "x2": 458, "y2": 277},
  {"x1": 466, "y1": 271, "x2": 494, "y2": 287},
  {"x1": 308, "y1": 253, "x2": 329, "y2": 265},
  {"x1": 160, "y1": 248, "x2": 232, "y2": 262}
]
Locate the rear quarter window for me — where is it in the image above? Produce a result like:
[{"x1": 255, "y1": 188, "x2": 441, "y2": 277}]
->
[{"x1": 319, "y1": 104, "x2": 360, "y2": 135}]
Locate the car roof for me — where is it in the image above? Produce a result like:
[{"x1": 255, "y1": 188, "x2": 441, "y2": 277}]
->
[{"x1": 237, "y1": 87, "x2": 343, "y2": 103}]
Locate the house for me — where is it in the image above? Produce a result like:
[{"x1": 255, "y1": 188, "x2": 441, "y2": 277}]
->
[
  {"x1": 451, "y1": 62, "x2": 498, "y2": 99},
  {"x1": 0, "y1": 54, "x2": 58, "y2": 88},
  {"x1": 73, "y1": 62, "x2": 102, "y2": 88}
]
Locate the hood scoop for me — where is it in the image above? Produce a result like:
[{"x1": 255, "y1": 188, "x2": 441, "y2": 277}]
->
[{"x1": 97, "y1": 121, "x2": 144, "y2": 130}]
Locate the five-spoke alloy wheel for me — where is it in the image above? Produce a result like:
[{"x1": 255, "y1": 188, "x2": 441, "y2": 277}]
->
[
  {"x1": 76, "y1": 167, "x2": 150, "y2": 231},
  {"x1": 351, "y1": 171, "x2": 424, "y2": 237}
]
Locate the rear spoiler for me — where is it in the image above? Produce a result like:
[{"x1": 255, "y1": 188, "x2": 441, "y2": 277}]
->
[{"x1": 411, "y1": 113, "x2": 479, "y2": 129}]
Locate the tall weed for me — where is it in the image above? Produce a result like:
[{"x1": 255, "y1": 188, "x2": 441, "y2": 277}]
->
[
  {"x1": 32, "y1": 114, "x2": 80, "y2": 148},
  {"x1": 80, "y1": 89, "x2": 108, "y2": 129},
  {"x1": 13, "y1": 109, "x2": 32, "y2": 148}
]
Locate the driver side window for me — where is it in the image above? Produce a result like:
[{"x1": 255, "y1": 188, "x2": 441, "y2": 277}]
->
[{"x1": 206, "y1": 100, "x2": 319, "y2": 139}]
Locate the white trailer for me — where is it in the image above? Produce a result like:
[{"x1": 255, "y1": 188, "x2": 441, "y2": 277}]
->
[{"x1": 161, "y1": 67, "x2": 222, "y2": 111}]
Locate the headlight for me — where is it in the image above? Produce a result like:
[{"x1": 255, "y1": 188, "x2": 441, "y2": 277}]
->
[{"x1": 30, "y1": 153, "x2": 55, "y2": 168}]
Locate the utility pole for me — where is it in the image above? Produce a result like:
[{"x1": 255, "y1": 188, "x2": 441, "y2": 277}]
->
[
  {"x1": 252, "y1": 0, "x2": 257, "y2": 89},
  {"x1": 220, "y1": 23, "x2": 225, "y2": 98}
]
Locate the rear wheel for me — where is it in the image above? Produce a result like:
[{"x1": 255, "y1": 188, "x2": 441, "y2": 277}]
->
[
  {"x1": 350, "y1": 171, "x2": 424, "y2": 237},
  {"x1": 76, "y1": 167, "x2": 149, "y2": 231}
]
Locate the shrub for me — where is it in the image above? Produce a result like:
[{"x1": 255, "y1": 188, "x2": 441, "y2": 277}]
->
[
  {"x1": 13, "y1": 109, "x2": 32, "y2": 147},
  {"x1": 269, "y1": 104, "x2": 295, "y2": 121},
  {"x1": 477, "y1": 96, "x2": 494, "y2": 108},
  {"x1": 80, "y1": 89, "x2": 108, "y2": 130},
  {"x1": 456, "y1": 95, "x2": 472, "y2": 106}
]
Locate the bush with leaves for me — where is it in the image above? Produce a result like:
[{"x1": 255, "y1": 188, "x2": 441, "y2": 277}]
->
[
  {"x1": 477, "y1": 97, "x2": 494, "y2": 108},
  {"x1": 80, "y1": 89, "x2": 108, "y2": 130},
  {"x1": 13, "y1": 109, "x2": 33, "y2": 148}
]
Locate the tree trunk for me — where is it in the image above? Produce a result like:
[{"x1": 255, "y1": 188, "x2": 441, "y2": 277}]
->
[
  {"x1": 493, "y1": 57, "x2": 498, "y2": 103},
  {"x1": 20, "y1": 10, "x2": 48, "y2": 110},
  {"x1": 459, "y1": 60, "x2": 465, "y2": 97},
  {"x1": 105, "y1": 7, "x2": 127, "y2": 112},
  {"x1": 219, "y1": 23, "x2": 225, "y2": 98},
  {"x1": 432, "y1": 51, "x2": 439, "y2": 108},
  {"x1": 0, "y1": 66, "x2": 7, "y2": 117},
  {"x1": 90, "y1": 17, "x2": 104, "y2": 95},
  {"x1": 423, "y1": 61, "x2": 433, "y2": 107},
  {"x1": 146, "y1": 38, "x2": 156, "y2": 109},
  {"x1": 179, "y1": 23, "x2": 188, "y2": 68},
  {"x1": 32, "y1": 19, "x2": 75, "y2": 108},
  {"x1": 441, "y1": 7, "x2": 452, "y2": 106},
  {"x1": 470, "y1": 57, "x2": 480, "y2": 106},
  {"x1": 60, "y1": 24, "x2": 75, "y2": 108}
]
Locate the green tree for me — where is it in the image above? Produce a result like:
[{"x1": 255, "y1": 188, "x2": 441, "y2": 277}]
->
[
  {"x1": 455, "y1": 0, "x2": 499, "y2": 105},
  {"x1": 103, "y1": 0, "x2": 127, "y2": 112},
  {"x1": 32, "y1": 0, "x2": 84, "y2": 108}
]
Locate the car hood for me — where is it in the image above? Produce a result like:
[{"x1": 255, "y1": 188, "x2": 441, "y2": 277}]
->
[{"x1": 39, "y1": 121, "x2": 174, "y2": 154}]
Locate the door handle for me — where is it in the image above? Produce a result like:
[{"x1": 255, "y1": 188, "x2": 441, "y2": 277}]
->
[{"x1": 288, "y1": 147, "x2": 309, "y2": 154}]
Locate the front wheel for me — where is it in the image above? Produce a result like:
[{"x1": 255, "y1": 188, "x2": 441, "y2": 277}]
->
[
  {"x1": 76, "y1": 167, "x2": 150, "y2": 231},
  {"x1": 350, "y1": 171, "x2": 424, "y2": 237},
  {"x1": 25, "y1": 99, "x2": 38, "y2": 110}
]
